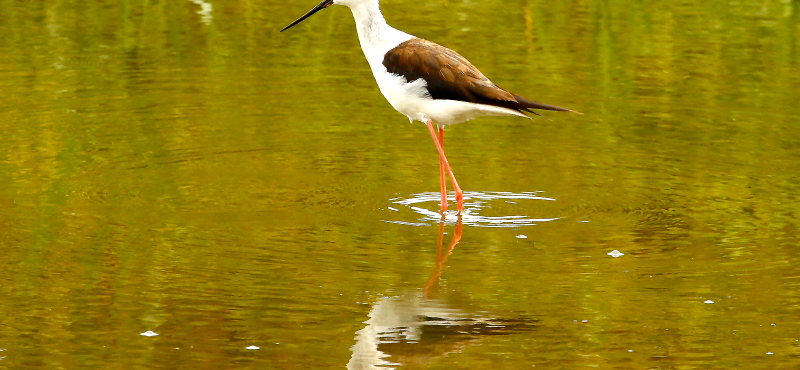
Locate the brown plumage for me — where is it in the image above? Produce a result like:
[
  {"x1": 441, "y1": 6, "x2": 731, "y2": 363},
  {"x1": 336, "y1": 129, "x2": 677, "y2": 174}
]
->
[{"x1": 382, "y1": 38, "x2": 580, "y2": 116}]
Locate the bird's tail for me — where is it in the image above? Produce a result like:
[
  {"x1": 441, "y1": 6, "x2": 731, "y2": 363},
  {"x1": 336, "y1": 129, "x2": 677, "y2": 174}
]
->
[{"x1": 512, "y1": 93, "x2": 583, "y2": 115}]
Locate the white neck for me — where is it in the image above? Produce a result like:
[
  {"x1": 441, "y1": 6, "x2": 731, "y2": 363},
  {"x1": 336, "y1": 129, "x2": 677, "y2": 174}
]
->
[
  {"x1": 350, "y1": 0, "x2": 386, "y2": 45},
  {"x1": 344, "y1": 0, "x2": 413, "y2": 62}
]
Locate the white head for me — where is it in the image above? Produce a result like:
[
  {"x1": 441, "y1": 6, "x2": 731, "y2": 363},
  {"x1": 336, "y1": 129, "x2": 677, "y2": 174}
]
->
[{"x1": 280, "y1": 0, "x2": 379, "y2": 32}]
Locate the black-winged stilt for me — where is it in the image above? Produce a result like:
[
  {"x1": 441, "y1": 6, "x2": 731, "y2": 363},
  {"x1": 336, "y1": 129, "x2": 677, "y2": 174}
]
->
[{"x1": 281, "y1": 0, "x2": 580, "y2": 215}]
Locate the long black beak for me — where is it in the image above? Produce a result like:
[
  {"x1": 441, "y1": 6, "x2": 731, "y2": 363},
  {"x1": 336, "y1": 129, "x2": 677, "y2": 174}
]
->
[{"x1": 280, "y1": 0, "x2": 334, "y2": 32}]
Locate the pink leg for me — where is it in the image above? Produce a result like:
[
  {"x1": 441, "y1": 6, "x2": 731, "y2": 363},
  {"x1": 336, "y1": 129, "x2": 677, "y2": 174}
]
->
[
  {"x1": 437, "y1": 126, "x2": 447, "y2": 212},
  {"x1": 425, "y1": 121, "x2": 464, "y2": 214}
]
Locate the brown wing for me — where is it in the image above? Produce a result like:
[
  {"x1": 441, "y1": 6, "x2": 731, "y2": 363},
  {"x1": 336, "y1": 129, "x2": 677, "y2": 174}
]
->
[{"x1": 382, "y1": 38, "x2": 578, "y2": 114}]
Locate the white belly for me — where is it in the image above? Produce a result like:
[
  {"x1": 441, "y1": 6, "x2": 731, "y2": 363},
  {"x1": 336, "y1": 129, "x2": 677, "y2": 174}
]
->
[{"x1": 370, "y1": 67, "x2": 528, "y2": 125}]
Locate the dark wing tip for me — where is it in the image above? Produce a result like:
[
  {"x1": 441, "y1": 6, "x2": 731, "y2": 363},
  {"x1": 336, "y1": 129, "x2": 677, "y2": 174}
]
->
[{"x1": 512, "y1": 93, "x2": 582, "y2": 115}]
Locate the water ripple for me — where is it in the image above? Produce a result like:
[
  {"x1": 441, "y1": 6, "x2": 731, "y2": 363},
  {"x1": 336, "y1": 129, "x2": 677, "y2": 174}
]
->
[{"x1": 381, "y1": 191, "x2": 561, "y2": 227}]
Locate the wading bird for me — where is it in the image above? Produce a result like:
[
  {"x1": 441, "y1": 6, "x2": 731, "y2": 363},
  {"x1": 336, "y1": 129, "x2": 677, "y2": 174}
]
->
[{"x1": 281, "y1": 0, "x2": 580, "y2": 214}]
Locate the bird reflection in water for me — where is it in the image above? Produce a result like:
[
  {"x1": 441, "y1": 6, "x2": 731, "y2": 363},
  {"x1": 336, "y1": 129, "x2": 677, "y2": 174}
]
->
[{"x1": 347, "y1": 218, "x2": 538, "y2": 369}]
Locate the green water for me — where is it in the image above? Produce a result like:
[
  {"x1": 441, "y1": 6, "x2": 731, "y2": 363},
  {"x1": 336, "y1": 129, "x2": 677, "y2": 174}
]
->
[{"x1": 1, "y1": 0, "x2": 799, "y2": 368}]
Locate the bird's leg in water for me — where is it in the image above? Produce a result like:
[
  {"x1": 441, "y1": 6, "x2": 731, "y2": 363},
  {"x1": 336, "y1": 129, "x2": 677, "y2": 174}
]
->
[
  {"x1": 437, "y1": 125, "x2": 447, "y2": 212},
  {"x1": 425, "y1": 121, "x2": 464, "y2": 213}
]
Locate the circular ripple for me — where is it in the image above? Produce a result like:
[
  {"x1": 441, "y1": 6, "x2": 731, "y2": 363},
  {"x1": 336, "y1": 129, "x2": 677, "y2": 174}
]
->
[{"x1": 381, "y1": 191, "x2": 561, "y2": 227}]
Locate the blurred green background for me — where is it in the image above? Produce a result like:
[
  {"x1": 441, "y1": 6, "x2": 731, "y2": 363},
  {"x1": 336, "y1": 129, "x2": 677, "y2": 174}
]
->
[{"x1": 0, "y1": 0, "x2": 798, "y2": 369}]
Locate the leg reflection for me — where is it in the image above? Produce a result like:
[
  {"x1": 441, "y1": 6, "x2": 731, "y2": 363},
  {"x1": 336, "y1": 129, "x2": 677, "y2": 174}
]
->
[
  {"x1": 423, "y1": 218, "x2": 463, "y2": 299},
  {"x1": 347, "y1": 219, "x2": 536, "y2": 370}
]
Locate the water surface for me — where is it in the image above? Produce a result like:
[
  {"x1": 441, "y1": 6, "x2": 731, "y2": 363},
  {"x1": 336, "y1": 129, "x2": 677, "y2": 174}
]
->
[{"x1": 1, "y1": 0, "x2": 799, "y2": 369}]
